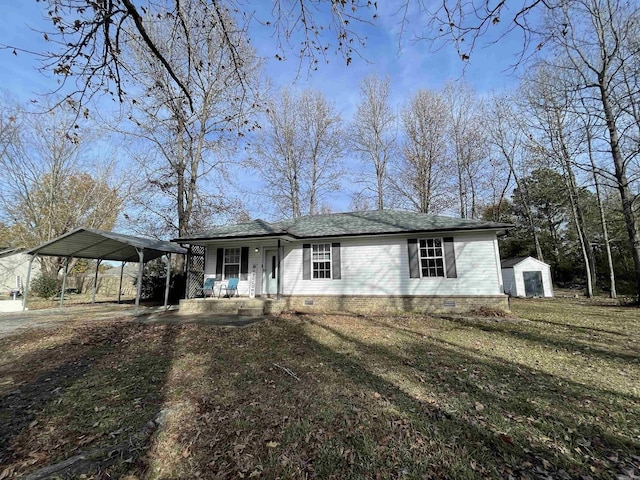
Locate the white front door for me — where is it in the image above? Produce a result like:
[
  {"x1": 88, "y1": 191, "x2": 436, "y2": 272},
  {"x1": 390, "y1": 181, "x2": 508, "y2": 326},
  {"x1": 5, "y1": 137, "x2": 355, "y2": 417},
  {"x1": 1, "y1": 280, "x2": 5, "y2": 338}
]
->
[{"x1": 264, "y1": 249, "x2": 278, "y2": 296}]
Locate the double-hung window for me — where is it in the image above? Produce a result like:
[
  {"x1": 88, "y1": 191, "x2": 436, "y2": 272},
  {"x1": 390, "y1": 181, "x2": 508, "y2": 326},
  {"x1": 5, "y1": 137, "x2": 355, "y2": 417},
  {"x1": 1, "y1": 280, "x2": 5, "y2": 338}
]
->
[
  {"x1": 419, "y1": 238, "x2": 445, "y2": 277},
  {"x1": 223, "y1": 247, "x2": 241, "y2": 279},
  {"x1": 312, "y1": 243, "x2": 331, "y2": 278}
]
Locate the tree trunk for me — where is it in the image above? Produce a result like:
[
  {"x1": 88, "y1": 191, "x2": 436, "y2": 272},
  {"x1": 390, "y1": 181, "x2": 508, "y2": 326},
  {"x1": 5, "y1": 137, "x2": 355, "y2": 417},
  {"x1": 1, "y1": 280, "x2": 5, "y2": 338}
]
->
[
  {"x1": 586, "y1": 124, "x2": 617, "y2": 298},
  {"x1": 554, "y1": 108, "x2": 594, "y2": 297},
  {"x1": 599, "y1": 81, "x2": 640, "y2": 299}
]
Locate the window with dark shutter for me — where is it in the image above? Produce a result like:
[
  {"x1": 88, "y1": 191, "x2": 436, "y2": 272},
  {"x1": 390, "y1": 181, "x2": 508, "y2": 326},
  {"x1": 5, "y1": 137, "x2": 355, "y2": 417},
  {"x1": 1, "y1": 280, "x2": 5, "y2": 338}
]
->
[
  {"x1": 419, "y1": 238, "x2": 445, "y2": 277},
  {"x1": 409, "y1": 237, "x2": 456, "y2": 278}
]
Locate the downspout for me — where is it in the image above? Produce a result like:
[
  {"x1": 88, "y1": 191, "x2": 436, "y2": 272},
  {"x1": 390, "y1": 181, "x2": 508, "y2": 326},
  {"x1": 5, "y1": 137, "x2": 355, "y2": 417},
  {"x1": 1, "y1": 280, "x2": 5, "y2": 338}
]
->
[{"x1": 22, "y1": 254, "x2": 36, "y2": 312}]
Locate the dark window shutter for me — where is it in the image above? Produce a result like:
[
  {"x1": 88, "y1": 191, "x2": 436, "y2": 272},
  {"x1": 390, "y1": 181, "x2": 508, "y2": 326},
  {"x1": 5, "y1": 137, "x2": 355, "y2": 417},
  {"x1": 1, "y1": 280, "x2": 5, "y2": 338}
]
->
[
  {"x1": 215, "y1": 248, "x2": 224, "y2": 281},
  {"x1": 240, "y1": 246, "x2": 249, "y2": 280},
  {"x1": 444, "y1": 237, "x2": 457, "y2": 278},
  {"x1": 407, "y1": 238, "x2": 420, "y2": 278},
  {"x1": 331, "y1": 243, "x2": 341, "y2": 280},
  {"x1": 303, "y1": 244, "x2": 311, "y2": 280}
]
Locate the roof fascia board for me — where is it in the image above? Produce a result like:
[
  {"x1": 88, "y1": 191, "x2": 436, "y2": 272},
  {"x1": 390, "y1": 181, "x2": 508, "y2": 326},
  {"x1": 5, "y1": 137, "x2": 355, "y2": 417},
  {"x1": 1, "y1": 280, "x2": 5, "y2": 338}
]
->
[
  {"x1": 175, "y1": 226, "x2": 510, "y2": 244},
  {"x1": 286, "y1": 226, "x2": 512, "y2": 241},
  {"x1": 175, "y1": 234, "x2": 295, "y2": 245}
]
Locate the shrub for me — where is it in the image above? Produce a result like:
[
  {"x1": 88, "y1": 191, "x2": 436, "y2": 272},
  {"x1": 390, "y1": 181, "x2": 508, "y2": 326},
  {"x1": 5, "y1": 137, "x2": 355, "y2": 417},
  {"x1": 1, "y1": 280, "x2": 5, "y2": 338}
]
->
[
  {"x1": 133, "y1": 259, "x2": 185, "y2": 302},
  {"x1": 31, "y1": 275, "x2": 63, "y2": 299}
]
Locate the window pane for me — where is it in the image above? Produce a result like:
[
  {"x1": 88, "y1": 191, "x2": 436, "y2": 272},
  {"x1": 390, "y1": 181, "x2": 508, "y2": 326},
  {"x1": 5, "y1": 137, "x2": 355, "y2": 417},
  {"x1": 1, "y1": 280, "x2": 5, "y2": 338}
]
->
[
  {"x1": 418, "y1": 239, "x2": 445, "y2": 278},
  {"x1": 224, "y1": 265, "x2": 239, "y2": 279},
  {"x1": 311, "y1": 244, "x2": 331, "y2": 279}
]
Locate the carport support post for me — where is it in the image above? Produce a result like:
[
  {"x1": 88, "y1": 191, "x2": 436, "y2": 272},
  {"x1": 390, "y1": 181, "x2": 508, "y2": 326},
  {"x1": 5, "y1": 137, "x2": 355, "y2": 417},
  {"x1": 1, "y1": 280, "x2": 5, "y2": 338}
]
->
[
  {"x1": 163, "y1": 253, "x2": 171, "y2": 311},
  {"x1": 117, "y1": 261, "x2": 125, "y2": 304},
  {"x1": 92, "y1": 259, "x2": 101, "y2": 304},
  {"x1": 60, "y1": 257, "x2": 70, "y2": 308},
  {"x1": 22, "y1": 254, "x2": 36, "y2": 312},
  {"x1": 135, "y1": 248, "x2": 145, "y2": 317}
]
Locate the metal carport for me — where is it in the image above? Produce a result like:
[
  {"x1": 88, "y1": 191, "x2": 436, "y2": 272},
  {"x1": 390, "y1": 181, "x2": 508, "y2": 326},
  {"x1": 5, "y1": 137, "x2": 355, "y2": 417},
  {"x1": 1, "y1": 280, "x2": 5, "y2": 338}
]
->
[{"x1": 22, "y1": 228, "x2": 187, "y2": 316}]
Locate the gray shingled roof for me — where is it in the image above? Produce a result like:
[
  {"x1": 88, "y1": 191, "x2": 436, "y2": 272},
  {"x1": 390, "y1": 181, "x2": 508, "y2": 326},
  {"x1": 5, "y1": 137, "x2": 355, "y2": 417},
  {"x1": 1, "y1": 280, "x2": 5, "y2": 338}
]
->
[
  {"x1": 500, "y1": 257, "x2": 528, "y2": 268},
  {"x1": 175, "y1": 210, "x2": 512, "y2": 242}
]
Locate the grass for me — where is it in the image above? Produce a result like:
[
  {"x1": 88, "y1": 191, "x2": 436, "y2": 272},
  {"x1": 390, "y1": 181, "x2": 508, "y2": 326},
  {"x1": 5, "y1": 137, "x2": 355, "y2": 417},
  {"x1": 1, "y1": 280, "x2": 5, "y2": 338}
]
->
[{"x1": 0, "y1": 297, "x2": 638, "y2": 479}]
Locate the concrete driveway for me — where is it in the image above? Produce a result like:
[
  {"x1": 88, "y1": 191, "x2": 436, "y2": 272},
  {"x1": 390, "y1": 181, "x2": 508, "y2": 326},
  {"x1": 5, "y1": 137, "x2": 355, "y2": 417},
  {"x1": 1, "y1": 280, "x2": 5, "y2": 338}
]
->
[{"x1": 0, "y1": 304, "x2": 264, "y2": 339}]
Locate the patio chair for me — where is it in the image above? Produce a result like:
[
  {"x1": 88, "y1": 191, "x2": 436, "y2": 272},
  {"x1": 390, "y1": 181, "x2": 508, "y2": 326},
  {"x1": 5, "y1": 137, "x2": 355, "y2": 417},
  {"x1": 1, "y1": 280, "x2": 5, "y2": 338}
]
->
[
  {"x1": 219, "y1": 277, "x2": 239, "y2": 298},
  {"x1": 200, "y1": 276, "x2": 216, "y2": 298}
]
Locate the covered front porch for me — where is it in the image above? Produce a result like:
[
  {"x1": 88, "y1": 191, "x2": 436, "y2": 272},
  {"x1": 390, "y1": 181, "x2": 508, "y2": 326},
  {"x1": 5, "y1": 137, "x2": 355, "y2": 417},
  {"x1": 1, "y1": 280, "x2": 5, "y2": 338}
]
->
[{"x1": 182, "y1": 236, "x2": 291, "y2": 301}]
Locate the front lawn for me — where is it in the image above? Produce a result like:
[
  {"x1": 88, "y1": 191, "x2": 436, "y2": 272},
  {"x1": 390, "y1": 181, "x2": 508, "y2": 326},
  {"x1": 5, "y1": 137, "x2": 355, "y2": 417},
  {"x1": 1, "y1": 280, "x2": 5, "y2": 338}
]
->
[{"x1": 0, "y1": 297, "x2": 638, "y2": 479}]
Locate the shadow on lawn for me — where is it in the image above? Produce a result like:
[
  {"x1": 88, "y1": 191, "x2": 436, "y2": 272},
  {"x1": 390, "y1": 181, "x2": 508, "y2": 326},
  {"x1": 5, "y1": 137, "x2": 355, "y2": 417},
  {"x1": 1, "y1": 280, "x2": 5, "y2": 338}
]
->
[
  {"x1": 157, "y1": 315, "x2": 640, "y2": 479},
  {"x1": 438, "y1": 315, "x2": 640, "y2": 364},
  {"x1": 0, "y1": 322, "x2": 179, "y2": 478},
  {"x1": 303, "y1": 317, "x2": 640, "y2": 478}
]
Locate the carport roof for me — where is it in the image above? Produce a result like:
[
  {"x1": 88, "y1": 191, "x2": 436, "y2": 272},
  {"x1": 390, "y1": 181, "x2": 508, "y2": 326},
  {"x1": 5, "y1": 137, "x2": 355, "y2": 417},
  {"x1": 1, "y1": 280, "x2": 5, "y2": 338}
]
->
[{"x1": 27, "y1": 228, "x2": 187, "y2": 262}]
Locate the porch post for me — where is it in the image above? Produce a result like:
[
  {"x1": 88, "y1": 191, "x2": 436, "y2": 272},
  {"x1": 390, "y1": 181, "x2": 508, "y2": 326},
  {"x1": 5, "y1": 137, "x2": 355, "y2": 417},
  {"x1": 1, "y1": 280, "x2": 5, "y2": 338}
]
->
[
  {"x1": 92, "y1": 259, "x2": 101, "y2": 304},
  {"x1": 185, "y1": 246, "x2": 191, "y2": 299},
  {"x1": 163, "y1": 253, "x2": 171, "y2": 311},
  {"x1": 60, "y1": 257, "x2": 70, "y2": 308},
  {"x1": 117, "y1": 261, "x2": 125, "y2": 304},
  {"x1": 135, "y1": 248, "x2": 145, "y2": 317},
  {"x1": 276, "y1": 238, "x2": 281, "y2": 301},
  {"x1": 22, "y1": 254, "x2": 36, "y2": 312}
]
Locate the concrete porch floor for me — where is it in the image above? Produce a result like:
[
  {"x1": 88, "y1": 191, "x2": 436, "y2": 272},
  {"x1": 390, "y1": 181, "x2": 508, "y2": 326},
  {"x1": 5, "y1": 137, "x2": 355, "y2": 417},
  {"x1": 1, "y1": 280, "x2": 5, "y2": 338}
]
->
[{"x1": 178, "y1": 297, "x2": 268, "y2": 316}]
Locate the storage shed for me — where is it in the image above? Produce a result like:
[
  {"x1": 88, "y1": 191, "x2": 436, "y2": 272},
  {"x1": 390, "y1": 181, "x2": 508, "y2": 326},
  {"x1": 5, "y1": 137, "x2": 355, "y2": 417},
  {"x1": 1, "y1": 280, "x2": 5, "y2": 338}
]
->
[{"x1": 501, "y1": 257, "x2": 553, "y2": 297}]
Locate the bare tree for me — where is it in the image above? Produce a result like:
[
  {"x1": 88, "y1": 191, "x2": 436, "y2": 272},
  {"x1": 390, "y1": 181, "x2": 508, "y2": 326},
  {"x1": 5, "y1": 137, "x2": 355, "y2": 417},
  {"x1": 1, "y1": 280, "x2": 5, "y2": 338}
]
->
[
  {"x1": 12, "y1": 0, "x2": 375, "y2": 111},
  {"x1": 444, "y1": 81, "x2": 488, "y2": 219},
  {"x1": 390, "y1": 89, "x2": 450, "y2": 213},
  {"x1": 351, "y1": 75, "x2": 397, "y2": 210},
  {"x1": 298, "y1": 90, "x2": 345, "y2": 215},
  {"x1": 122, "y1": 0, "x2": 262, "y2": 242},
  {"x1": 546, "y1": 0, "x2": 640, "y2": 298},
  {"x1": 249, "y1": 88, "x2": 344, "y2": 218},
  {"x1": 487, "y1": 95, "x2": 544, "y2": 260},
  {"x1": 581, "y1": 105, "x2": 618, "y2": 298},
  {"x1": 519, "y1": 66, "x2": 596, "y2": 296},
  {"x1": 0, "y1": 101, "x2": 123, "y2": 277}
]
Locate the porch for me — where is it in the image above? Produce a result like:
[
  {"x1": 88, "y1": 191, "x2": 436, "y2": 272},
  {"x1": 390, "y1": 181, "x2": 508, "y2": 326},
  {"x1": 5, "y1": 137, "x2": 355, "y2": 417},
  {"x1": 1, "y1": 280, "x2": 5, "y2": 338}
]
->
[{"x1": 178, "y1": 297, "x2": 285, "y2": 316}]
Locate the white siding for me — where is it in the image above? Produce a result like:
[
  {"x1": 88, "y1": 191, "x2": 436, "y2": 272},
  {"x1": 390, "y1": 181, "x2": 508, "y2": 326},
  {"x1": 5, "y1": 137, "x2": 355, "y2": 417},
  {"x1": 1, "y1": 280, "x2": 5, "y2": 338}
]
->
[
  {"x1": 200, "y1": 232, "x2": 504, "y2": 297},
  {"x1": 0, "y1": 253, "x2": 39, "y2": 290},
  {"x1": 282, "y1": 232, "x2": 503, "y2": 296}
]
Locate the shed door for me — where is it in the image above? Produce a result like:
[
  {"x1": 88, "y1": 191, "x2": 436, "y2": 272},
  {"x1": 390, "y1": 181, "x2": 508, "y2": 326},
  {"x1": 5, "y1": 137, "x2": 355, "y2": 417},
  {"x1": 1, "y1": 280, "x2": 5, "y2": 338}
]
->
[{"x1": 523, "y1": 271, "x2": 544, "y2": 297}]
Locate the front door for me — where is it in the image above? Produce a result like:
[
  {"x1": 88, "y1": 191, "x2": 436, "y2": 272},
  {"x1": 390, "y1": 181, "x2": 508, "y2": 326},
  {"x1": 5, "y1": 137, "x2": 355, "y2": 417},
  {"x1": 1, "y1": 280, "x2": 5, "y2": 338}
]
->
[
  {"x1": 264, "y1": 249, "x2": 278, "y2": 296},
  {"x1": 523, "y1": 271, "x2": 544, "y2": 297}
]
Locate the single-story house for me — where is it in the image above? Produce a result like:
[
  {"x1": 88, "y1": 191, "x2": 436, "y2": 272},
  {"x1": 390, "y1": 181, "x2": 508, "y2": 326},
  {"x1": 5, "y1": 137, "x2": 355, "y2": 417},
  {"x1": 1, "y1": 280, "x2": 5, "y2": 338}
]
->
[
  {"x1": 501, "y1": 256, "x2": 553, "y2": 297},
  {"x1": 173, "y1": 210, "x2": 512, "y2": 313},
  {"x1": 0, "y1": 247, "x2": 40, "y2": 294}
]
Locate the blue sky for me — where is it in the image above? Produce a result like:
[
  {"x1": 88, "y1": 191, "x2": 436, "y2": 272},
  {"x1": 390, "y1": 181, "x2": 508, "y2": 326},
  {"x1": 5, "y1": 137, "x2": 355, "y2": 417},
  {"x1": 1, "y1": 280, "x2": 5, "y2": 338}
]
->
[{"x1": 0, "y1": 0, "x2": 524, "y2": 221}]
